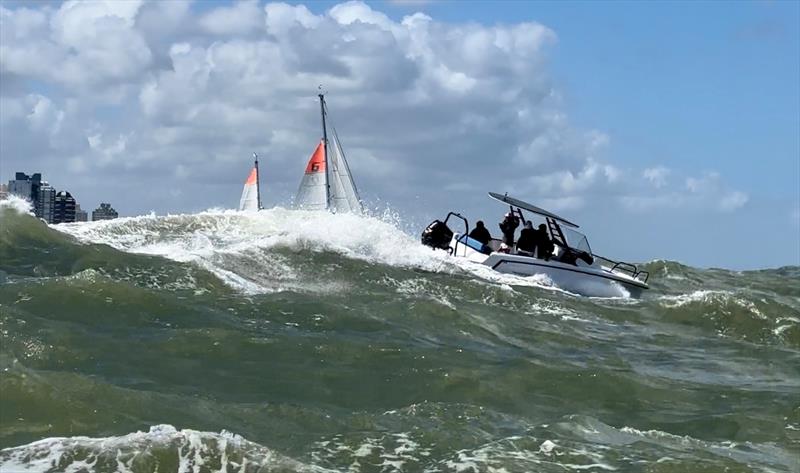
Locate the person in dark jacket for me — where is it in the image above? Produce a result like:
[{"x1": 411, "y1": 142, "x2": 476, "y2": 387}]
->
[
  {"x1": 468, "y1": 220, "x2": 491, "y2": 245},
  {"x1": 534, "y1": 223, "x2": 553, "y2": 260},
  {"x1": 516, "y1": 221, "x2": 536, "y2": 255},
  {"x1": 499, "y1": 212, "x2": 520, "y2": 246}
]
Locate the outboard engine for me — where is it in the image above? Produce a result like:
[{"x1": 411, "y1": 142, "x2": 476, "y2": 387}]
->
[{"x1": 421, "y1": 220, "x2": 454, "y2": 251}]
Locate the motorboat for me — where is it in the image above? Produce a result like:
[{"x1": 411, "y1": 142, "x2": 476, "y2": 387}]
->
[{"x1": 421, "y1": 192, "x2": 650, "y2": 297}]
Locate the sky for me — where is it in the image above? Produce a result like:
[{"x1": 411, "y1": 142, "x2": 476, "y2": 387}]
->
[{"x1": 0, "y1": 0, "x2": 798, "y2": 269}]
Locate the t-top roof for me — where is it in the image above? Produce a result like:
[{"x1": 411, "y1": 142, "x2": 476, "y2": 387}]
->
[{"x1": 488, "y1": 192, "x2": 579, "y2": 228}]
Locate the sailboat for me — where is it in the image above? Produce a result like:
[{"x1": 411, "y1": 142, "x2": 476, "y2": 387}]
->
[
  {"x1": 294, "y1": 94, "x2": 363, "y2": 213},
  {"x1": 238, "y1": 153, "x2": 262, "y2": 211}
]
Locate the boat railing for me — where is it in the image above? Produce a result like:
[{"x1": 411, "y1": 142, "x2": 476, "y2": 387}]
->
[
  {"x1": 444, "y1": 212, "x2": 469, "y2": 256},
  {"x1": 593, "y1": 254, "x2": 650, "y2": 284}
]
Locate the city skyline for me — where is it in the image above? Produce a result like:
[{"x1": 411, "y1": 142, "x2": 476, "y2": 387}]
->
[
  {"x1": 4, "y1": 171, "x2": 114, "y2": 223},
  {"x1": 1, "y1": 0, "x2": 798, "y2": 269}
]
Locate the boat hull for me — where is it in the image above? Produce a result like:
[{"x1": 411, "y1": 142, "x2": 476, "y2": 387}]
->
[{"x1": 482, "y1": 253, "x2": 647, "y2": 298}]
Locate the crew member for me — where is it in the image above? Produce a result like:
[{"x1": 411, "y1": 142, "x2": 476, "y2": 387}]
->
[
  {"x1": 535, "y1": 224, "x2": 553, "y2": 260},
  {"x1": 468, "y1": 220, "x2": 491, "y2": 246},
  {"x1": 499, "y1": 212, "x2": 520, "y2": 247},
  {"x1": 516, "y1": 221, "x2": 536, "y2": 256}
]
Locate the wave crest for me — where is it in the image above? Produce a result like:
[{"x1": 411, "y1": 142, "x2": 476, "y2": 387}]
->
[{"x1": 0, "y1": 424, "x2": 324, "y2": 473}]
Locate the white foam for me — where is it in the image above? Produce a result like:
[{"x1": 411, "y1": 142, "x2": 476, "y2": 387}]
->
[
  {"x1": 53, "y1": 207, "x2": 457, "y2": 294},
  {"x1": 0, "y1": 194, "x2": 34, "y2": 216},
  {"x1": 0, "y1": 424, "x2": 326, "y2": 473},
  {"x1": 52, "y1": 207, "x2": 578, "y2": 295},
  {"x1": 658, "y1": 290, "x2": 731, "y2": 307},
  {"x1": 658, "y1": 290, "x2": 776, "y2": 327},
  {"x1": 310, "y1": 431, "x2": 431, "y2": 472},
  {"x1": 539, "y1": 439, "x2": 556, "y2": 454}
]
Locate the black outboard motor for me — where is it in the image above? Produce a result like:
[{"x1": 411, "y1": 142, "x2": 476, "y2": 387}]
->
[{"x1": 421, "y1": 220, "x2": 454, "y2": 251}]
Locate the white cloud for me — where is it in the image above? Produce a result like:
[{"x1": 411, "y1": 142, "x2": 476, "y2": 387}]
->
[
  {"x1": 1, "y1": 1, "x2": 152, "y2": 90},
  {"x1": 388, "y1": 0, "x2": 434, "y2": 5},
  {"x1": 264, "y1": 3, "x2": 320, "y2": 36},
  {"x1": 26, "y1": 94, "x2": 64, "y2": 134},
  {"x1": 620, "y1": 170, "x2": 748, "y2": 213},
  {"x1": 643, "y1": 166, "x2": 670, "y2": 188},
  {"x1": 0, "y1": 0, "x2": 749, "y2": 220},
  {"x1": 199, "y1": 0, "x2": 263, "y2": 36},
  {"x1": 539, "y1": 196, "x2": 584, "y2": 212},
  {"x1": 719, "y1": 190, "x2": 748, "y2": 212}
]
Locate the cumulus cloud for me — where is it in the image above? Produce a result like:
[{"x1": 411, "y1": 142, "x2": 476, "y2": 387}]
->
[
  {"x1": 1, "y1": 1, "x2": 153, "y2": 92},
  {"x1": 620, "y1": 170, "x2": 748, "y2": 213},
  {"x1": 199, "y1": 0, "x2": 264, "y2": 36},
  {"x1": 718, "y1": 190, "x2": 748, "y2": 212},
  {"x1": 0, "y1": 0, "x2": 748, "y2": 219},
  {"x1": 643, "y1": 166, "x2": 670, "y2": 188}
]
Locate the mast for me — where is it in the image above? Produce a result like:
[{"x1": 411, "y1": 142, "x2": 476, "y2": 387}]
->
[
  {"x1": 254, "y1": 152, "x2": 262, "y2": 210},
  {"x1": 319, "y1": 93, "x2": 330, "y2": 209}
]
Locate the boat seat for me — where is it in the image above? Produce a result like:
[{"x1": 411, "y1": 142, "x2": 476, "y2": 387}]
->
[{"x1": 457, "y1": 235, "x2": 491, "y2": 254}]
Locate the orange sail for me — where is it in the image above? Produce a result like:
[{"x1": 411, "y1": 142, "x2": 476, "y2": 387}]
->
[
  {"x1": 305, "y1": 140, "x2": 326, "y2": 174},
  {"x1": 244, "y1": 167, "x2": 258, "y2": 185},
  {"x1": 239, "y1": 155, "x2": 261, "y2": 212}
]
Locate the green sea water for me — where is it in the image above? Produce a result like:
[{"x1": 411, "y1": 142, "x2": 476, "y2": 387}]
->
[{"x1": 0, "y1": 198, "x2": 798, "y2": 472}]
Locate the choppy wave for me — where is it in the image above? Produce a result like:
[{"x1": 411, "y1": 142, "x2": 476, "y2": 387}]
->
[
  {"x1": 1, "y1": 198, "x2": 798, "y2": 472},
  {"x1": 2, "y1": 414, "x2": 797, "y2": 473},
  {"x1": 0, "y1": 424, "x2": 326, "y2": 473}
]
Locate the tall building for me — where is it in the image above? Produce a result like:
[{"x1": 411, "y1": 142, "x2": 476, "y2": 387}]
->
[
  {"x1": 8, "y1": 172, "x2": 45, "y2": 217},
  {"x1": 37, "y1": 182, "x2": 56, "y2": 223},
  {"x1": 75, "y1": 204, "x2": 88, "y2": 222},
  {"x1": 0, "y1": 183, "x2": 8, "y2": 200},
  {"x1": 8, "y1": 172, "x2": 41, "y2": 201},
  {"x1": 92, "y1": 203, "x2": 118, "y2": 221},
  {"x1": 53, "y1": 191, "x2": 76, "y2": 224}
]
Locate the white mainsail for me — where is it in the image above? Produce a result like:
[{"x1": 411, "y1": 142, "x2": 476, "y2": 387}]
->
[
  {"x1": 327, "y1": 129, "x2": 361, "y2": 213},
  {"x1": 239, "y1": 155, "x2": 261, "y2": 211},
  {"x1": 294, "y1": 94, "x2": 363, "y2": 213}
]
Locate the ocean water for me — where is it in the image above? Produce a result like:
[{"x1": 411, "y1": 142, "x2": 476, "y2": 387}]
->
[{"x1": 0, "y1": 197, "x2": 798, "y2": 473}]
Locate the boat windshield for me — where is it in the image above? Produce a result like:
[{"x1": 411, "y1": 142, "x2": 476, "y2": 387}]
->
[{"x1": 562, "y1": 227, "x2": 592, "y2": 254}]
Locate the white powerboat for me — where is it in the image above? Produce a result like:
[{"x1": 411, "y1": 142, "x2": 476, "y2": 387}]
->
[{"x1": 421, "y1": 192, "x2": 650, "y2": 297}]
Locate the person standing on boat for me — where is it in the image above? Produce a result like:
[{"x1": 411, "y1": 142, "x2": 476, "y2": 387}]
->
[
  {"x1": 499, "y1": 212, "x2": 520, "y2": 247},
  {"x1": 516, "y1": 221, "x2": 537, "y2": 256},
  {"x1": 468, "y1": 221, "x2": 491, "y2": 245},
  {"x1": 534, "y1": 223, "x2": 553, "y2": 260}
]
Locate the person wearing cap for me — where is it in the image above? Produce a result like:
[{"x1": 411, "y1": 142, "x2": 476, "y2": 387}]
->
[
  {"x1": 516, "y1": 221, "x2": 537, "y2": 256},
  {"x1": 498, "y1": 212, "x2": 520, "y2": 247}
]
